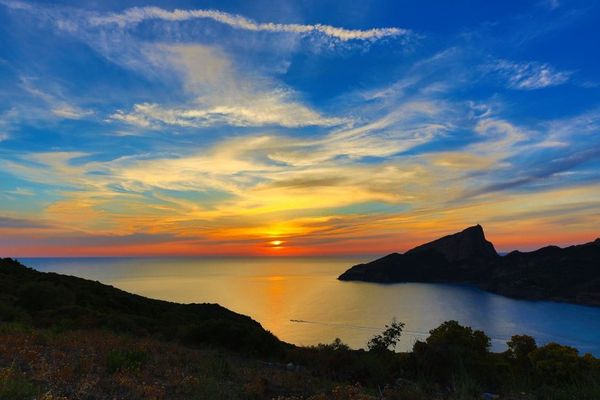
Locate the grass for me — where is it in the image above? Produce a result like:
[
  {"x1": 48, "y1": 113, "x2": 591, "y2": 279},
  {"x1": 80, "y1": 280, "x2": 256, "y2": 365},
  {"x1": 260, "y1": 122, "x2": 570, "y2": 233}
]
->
[
  {"x1": 0, "y1": 325, "x2": 355, "y2": 399},
  {"x1": 0, "y1": 365, "x2": 38, "y2": 400},
  {"x1": 106, "y1": 349, "x2": 148, "y2": 374},
  {"x1": 3, "y1": 323, "x2": 598, "y2": 400}
]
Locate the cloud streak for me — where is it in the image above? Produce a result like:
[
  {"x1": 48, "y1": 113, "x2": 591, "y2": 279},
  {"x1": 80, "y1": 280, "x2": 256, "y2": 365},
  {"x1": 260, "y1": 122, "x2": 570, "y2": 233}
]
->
[
  {"x1": 0, "y1": 216, "x2": 50, "y2": 229},
  {"x1": 19, "y1": 76, "x2": 94, "y2": 120},
  {"x1": 88, "y1": 6, "x2": 409, "y2": 42},
  {"x1": 487, "y1": 59, "x2": 572, "y2": 90}
]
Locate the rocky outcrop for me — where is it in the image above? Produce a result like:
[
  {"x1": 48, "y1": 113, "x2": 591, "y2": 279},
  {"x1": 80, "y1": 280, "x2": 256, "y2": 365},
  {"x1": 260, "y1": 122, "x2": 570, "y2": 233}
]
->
[
  {"x1": 406, "y1": 224, "x2": 497, "y2": 262},
  {"x1": 338, "y1": 226, "x2": 600, "y2": 307}
]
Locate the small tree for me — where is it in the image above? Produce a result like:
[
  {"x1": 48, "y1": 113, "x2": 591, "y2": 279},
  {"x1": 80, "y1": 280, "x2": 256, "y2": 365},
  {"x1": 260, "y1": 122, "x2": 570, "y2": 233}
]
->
[
  {"x1": 412, "y1": 320, "x2": 491, "y2": 384},
  {"x1": 507, "y1": 334, "x2": 537, "y2": 365},
  {"x1": 330, "y1": 337, "x2": 350, "y2": 351},
  {"x1": 367, "y1": 318, "x2": 405, "y2": 352},
  {"x1": 317, "y1": 337, "x2": 350, "y2": 351}
]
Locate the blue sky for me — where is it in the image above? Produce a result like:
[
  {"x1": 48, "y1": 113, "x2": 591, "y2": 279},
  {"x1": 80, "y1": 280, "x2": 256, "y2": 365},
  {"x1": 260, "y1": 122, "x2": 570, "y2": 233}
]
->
[{"x1": 0, "y1": 0, "x2": 599, "y2": 256}]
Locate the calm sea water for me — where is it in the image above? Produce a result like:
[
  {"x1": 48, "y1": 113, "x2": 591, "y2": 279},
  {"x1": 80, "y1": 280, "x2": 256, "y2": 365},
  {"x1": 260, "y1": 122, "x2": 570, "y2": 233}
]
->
[{"x1": 22, "y1": 256, "x2": 600, "y2": 355}]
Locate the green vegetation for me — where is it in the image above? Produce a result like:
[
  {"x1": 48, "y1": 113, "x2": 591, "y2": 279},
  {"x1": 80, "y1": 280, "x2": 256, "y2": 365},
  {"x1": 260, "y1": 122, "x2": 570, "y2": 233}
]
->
[
  {"x1": 106, "y1": 349, "x2": 148, "y2": 374},
  {"x1": 295, "y1": 322, "x2": 600, "y2": 399},
  {"x1": 0, "y1": 366, "x2": 38, "y2": 400},
  {"x1": 0, "y1": 326, "x2": 337, "y2": 400},
  {"x1": 1, "y1": 257, "x2": 599, "y2": 399},
  {"x1": 366, "y1": 318, "x2": 404, "y2": 352}
]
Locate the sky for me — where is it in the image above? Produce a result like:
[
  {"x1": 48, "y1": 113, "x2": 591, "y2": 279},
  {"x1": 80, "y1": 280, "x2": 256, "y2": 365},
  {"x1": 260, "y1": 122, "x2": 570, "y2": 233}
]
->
[{"x1": 0, "y1": 0, "x2": 599, "y2": 257}]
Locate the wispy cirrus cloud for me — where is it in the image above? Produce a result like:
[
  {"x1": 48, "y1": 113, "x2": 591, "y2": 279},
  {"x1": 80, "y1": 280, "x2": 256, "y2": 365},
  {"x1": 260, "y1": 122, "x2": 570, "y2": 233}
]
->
[
  {"x1": 543, "y1": 0, "x2": 560, "y2": 11},
  {"x1": 1, "y1": 0, "x2": 410, "y2": 45},
  {"x1": 454, "y1": 110, "x2": 600, "y2": 201},
  {"x1": 0, "y1": 1, "x2": 402, "y2": 130},
  {"x1": 0, "y1": 216, "x2": 50, "y2": 229},
  {"x1": 88, "y1": 6, "x2": 409, "y2": 42},
  {"x1": 0, "y1": 107, "x2": 20, "y2": 140},
  {"x1": 3, "y1": 107, "x2": 600, "y2": 253},
  {"x1": 19, "y1": 76, "x2": 94, "y2": 120},
  {"x1": 1, "y1": 0, "x2": 599, "y2": 256},
  {"x1": 110, "y1": 96, "x2": 346, "y2": 129},
  {"x1": 487, "y1": 59, "x2": 572, "y2": 90},
  {"x1": 109, "y1": 44, "x2": 348, "y2": 129}
]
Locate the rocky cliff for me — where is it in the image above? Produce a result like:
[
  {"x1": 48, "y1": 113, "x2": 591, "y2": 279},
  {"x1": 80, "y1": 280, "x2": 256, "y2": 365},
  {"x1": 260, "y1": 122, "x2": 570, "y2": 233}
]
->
[{"x1": 338, "y1": 226, "x2": 600, "y2": 306}]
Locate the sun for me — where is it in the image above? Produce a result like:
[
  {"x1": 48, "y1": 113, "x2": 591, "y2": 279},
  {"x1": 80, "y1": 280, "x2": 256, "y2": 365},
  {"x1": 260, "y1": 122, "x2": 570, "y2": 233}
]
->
[{"x1": 270, "y1": 240, "x2": 284, "y2": 247}]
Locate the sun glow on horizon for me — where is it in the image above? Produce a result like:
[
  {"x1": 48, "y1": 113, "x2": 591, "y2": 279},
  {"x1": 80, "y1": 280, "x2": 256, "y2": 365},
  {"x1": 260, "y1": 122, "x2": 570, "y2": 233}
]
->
[{"x1": 0, "y1": 1, "x2": 599, "y2": 257}]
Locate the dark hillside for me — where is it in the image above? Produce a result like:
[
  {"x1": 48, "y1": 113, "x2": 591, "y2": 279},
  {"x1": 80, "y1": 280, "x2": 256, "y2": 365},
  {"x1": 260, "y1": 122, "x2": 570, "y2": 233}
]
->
[{"x1": 0, "y1": 258, "x2": 283, "y2": 355}]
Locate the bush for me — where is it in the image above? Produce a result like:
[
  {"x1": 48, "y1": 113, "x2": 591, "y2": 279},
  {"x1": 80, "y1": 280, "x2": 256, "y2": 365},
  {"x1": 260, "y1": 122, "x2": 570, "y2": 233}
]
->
[
  {"x1": 0, "y1": 367, "x2": 38, "y2": 399},
  {"x1": 0, "y1": 303, "x2": 27, "y2": 323},
  {"x1": 412, "y1": 320, "x2": 491, "y2": 385},
  {"x1": 367, "y1": 318, "x2": 405, "y2": 352},
  {"x1": 106, "y1": 349, "x2": 148, "y2": 373},
  {"x1": 529, "y1": 343, "x2": 581, "y2": 384},
  {"x1": 507, "y1": 335, "x2": 537, "y2": 360},
  {"x1": 320, "y1": 337, "x2": 350, "y2": 352},
  {"x1": 506, "y1": 334, "x2": 537, "y2": 370}
]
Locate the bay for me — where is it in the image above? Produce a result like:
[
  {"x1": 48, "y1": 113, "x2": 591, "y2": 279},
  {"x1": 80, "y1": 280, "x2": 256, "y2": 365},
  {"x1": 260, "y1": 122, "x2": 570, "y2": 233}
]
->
[{"x1": 23, "y1": 256, "x2": 600, "y2": 355}]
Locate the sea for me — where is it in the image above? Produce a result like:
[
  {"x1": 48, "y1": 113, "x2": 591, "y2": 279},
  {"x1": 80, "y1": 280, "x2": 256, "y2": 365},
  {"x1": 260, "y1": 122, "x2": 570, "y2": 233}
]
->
[{"x1": 22, "y1": 256, "x2": 600, "y2": 355}]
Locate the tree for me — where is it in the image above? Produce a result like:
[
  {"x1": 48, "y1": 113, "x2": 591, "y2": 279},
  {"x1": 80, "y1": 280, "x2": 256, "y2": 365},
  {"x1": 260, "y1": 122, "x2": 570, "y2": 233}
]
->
[
  {"x1": 317, "y1": 337, "x2": 350, "y2": 351},
  {"x1": 367, "y1": 318, "x2": 405, "y2": 352},
  {"x1": 329, "y1": 337, "x2": 350, "y2": 351},
  {"x1": 506, "y1": 335, "x2": 537, "y2": 365},
  {"x1": 412, "y1": 320, "x2": 491, "y2": 383}
]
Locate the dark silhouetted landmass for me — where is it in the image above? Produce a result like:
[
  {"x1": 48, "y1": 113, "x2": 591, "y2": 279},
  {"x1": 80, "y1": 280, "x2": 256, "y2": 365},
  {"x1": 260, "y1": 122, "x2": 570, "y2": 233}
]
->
[
  {"x1": 339, "y1": 226, "x2": 600, "y2": 306},
  {"x1": 407, "y1": 224, "x2": 498, "y2": 261},
  {"x1": 0, "y1": 257, "x2": 283, "y2": 355}
]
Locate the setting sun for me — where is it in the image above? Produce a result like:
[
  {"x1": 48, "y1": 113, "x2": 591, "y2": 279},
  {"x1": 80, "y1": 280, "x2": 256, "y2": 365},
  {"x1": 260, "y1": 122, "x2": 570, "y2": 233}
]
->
[{"x1": 270, "y1": 240, "x2": 284, "y2": 247}]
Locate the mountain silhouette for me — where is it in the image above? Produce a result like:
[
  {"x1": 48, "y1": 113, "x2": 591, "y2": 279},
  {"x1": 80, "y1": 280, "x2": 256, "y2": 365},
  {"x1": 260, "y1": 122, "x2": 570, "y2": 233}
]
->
[
  {"x1": 338, "y1": 226, "x2": 600, "y2": 306},
  {"x1": 406, "y1": 224, "x2": 497, "y2": 261}
]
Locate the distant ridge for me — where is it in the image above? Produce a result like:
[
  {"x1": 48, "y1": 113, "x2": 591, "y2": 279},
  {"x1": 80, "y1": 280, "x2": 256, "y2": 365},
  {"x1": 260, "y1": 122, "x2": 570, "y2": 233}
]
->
[{"x1": 339, "y1": 225, "x2": 600, "y2": 307}]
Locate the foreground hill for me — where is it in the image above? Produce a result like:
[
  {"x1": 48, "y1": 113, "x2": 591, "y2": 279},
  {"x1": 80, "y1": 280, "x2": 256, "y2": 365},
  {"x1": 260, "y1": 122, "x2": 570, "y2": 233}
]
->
[
  {"x1": 0, "y1": 258, "x2": 283, "y2": 355},
  {"x1": 339, "y1": 226, "x2": 600, "y2": 306}
]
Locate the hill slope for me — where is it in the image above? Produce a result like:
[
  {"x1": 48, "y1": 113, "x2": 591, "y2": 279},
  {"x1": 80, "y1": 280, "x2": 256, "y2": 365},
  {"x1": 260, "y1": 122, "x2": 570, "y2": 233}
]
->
[{"x1": 0, "y1": 258, "x2": 283, "y2": 355}]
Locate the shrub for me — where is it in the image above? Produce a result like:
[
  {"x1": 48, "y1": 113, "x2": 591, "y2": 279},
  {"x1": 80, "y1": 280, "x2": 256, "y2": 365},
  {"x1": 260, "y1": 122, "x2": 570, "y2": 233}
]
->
[
  {"x1": 506, "y1": 334, "x2": 537, "y2": 371},
  {"x1": 412, "y1": 320, "x2": 491, "y2": 385},
  {"x1": 0, "y1": 367, "x2": 38, "y2": 400},
  {"x1": 507, "y1": 335, "x2": 537, "y2": 361},
  {"x1": 316, "y1": 337, "x2": 350, "y2": 352},
  {"x1": 529, "y1": 343, "x2": 581, "y2": 384},
  {"x1": 367, "y1": 318, "x2": 405, "y2": 352},
  {"x1": 106, "y1": 349, "x2": 148, "y2": 373}
]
